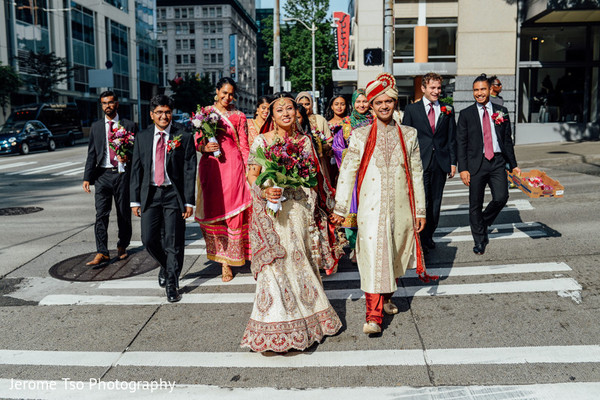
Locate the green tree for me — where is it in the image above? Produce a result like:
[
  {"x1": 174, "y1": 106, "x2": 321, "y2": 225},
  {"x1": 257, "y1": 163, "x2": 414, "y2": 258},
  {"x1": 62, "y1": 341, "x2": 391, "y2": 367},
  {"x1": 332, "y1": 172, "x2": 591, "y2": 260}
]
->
[
  {"x1": 262, "y1": 0, "x2": 336, "y2": 92},
  {"x1": 169, "y1": 73, "x2": 214, "y2": 114},
  {"x1": 15, "y1": 51, "x2": 74, "y2": 101},
  {"x1": 0, "y1": 62, "x2": 22, "y2": 117}
]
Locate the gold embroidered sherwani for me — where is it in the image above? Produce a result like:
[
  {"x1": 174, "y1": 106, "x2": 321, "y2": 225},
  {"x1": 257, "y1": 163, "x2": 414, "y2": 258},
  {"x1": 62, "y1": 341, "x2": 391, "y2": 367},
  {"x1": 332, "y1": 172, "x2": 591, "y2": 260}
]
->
[{"x1": 334, "y1": 120, "x2": 426, "y2": 294}]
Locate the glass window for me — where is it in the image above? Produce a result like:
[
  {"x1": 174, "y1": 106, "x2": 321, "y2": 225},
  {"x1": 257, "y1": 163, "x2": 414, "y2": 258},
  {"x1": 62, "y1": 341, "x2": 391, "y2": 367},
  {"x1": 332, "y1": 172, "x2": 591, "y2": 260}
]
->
[
  {"x1": 204, "y1": 54, "x2": 209, "y2": 63},
  {"x1": 394, "y1": 28, "x2": 413, "y2": 60},
  {"x1": 216, "y1": 7, "x2": 222, "y2": 17},
  {"x1": 105, "y1": 0, "x2": 128, "y2": 12},
  {"x1": 217, "y1": 38, "x2": 223, "y2": 49},
  {"x1": 204, "y1": 23, "x2": 209, "y2": 33},
  {"x1": 591, "y1": 67, "x2": 599, "y2": 123},
  {"x1": 211, "y1": 54, "x2": 216, "y2": 63},
  {"x1": 191, "y1": 55, "x2": 196, "y2": 64},
  {"x1": 428, "y1": 26, "x2": 456, "y2": 61},
  {"x1": 176, "y1": 55, "x2": 182, "y2": 64},
  {"x1": 593, "y1": 26, "x2": 600, "y2": 61},
  {"x1": 175, "y1": 9, "x2": 180, "y2": 18},
  {"x1": 190, "y1": 39, "x2": 195, "y2": 50},
  {"x1": 176, "y1": 39, "x2": 181, "y2": 50},
  {"x1": 203, "y1": 8, "x2": 208, "y2": 17},
  {"x1": 210, "y1": 7, "x2": 215, "y2": 17},
  {"x1": 210, "y1": 39, "x2": 216, "y2": 49},
  {"x1": 519, "y1": 67, "x2": 586, "y2": 123},
  {"x1": 217, "y1": 54, "x2": 223, "y2": 63},
  {"x1": 204, "y1": 39, "x2": 209, "y2": 49},
  {"x1": 181, "y1": 8, "x2": 187, "y2": 18},
  {"x1": 189, "y1": 22, "x2": 195, "y2": 34},
  {"x1": 521, "y1": 26, "x2": 587, "y2": 63},
  {"x1": 183, "y1": 54, "x2": 189, "y2": 64}
]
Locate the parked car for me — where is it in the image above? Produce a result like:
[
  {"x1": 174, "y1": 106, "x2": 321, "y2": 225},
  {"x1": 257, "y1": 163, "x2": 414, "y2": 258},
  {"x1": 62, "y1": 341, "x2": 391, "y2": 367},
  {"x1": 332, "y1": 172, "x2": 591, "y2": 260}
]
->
[
  {"x1": 0, "y1": 120, "x2": 56, "y2": 155},
  {"x1": 6, "y1": 103, "x2": 83, "y2": 146},
  {"x1": 173, "y1": 112, "x2": 192, "y2": 130}
]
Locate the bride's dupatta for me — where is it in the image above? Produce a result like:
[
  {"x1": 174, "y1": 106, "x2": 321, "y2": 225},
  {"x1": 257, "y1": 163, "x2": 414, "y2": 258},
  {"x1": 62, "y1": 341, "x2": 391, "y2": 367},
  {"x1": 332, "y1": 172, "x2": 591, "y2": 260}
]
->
[
  {"x1": 310, "y1": 139, "x2": 346, "y2": 275},
  {"x1": 355, "y1": 122, "x2": 438, "y2": 283}
]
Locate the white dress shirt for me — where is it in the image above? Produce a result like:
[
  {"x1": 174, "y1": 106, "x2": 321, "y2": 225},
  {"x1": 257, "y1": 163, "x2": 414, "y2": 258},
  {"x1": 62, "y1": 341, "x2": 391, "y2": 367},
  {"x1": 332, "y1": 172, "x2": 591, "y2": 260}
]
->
[
  {"x1": 101, "y1": 114, "x2": 120, "y2": 168},
  {"x1": 422, "y1": 97, "x2": 440, "y2": 128},
  {"x1": 477, "y1": 102, "x2": 501, "y2": 153}
]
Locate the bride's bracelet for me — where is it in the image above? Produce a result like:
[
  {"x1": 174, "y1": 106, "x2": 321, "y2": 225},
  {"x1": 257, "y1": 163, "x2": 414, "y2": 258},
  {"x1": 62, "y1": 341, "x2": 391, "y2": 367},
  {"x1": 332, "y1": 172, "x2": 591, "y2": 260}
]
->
[{"x1": 261, "y1": 188, "x2": 268, "y2": 200}]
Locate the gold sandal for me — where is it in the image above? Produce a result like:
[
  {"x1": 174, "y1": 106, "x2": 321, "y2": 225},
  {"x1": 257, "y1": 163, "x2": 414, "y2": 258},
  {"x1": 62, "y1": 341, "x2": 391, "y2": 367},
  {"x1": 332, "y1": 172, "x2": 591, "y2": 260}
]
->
[{"x1": 221, "y1": 264, "x2": 233, "y2": 282}]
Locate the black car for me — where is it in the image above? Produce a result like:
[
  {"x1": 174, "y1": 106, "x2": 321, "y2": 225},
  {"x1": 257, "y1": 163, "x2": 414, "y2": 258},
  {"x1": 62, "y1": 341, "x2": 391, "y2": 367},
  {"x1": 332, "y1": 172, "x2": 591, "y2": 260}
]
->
[
  {"x1": 6, "y1": 103, "x2": 83, "y2": 146},
  {"x1": 0, "y1": 120, "x2": 56, "y2": 155}
]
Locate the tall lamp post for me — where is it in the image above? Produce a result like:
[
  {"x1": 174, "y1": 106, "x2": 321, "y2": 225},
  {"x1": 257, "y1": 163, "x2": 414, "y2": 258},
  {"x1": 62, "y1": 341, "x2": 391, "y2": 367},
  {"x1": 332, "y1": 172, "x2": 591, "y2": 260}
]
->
[{"x1": 284, "y1": 17, "x2": 317, "y2": 113}]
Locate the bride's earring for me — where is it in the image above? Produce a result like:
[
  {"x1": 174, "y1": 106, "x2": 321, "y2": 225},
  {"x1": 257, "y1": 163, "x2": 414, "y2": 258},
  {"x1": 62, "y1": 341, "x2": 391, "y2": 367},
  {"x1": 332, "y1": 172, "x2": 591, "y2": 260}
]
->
[{"x1": 214, "y1": 94, "x2": 218, "y2": 102}]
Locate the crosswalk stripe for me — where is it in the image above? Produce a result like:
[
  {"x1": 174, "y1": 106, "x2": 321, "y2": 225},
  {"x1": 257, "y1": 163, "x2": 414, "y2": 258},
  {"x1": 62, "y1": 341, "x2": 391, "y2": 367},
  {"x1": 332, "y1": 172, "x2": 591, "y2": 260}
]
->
[
  {"x1": 443, "y1": 188, "x2": 521, "y2": 198},
  {"x1": 435, "y1": 221, "x2": 541, "y2": 234},
  {"x1": 97, "y1": 262, "x2": 571, "y2": 289},
  {"x1": 0, "y1": 380, "x2": 598, "y2": 400},
  {"x1": 9, "y1": 162, "x2": 80, "y2": 175},
  {"x1": 441, "y1": 199, "x2": 533, "y2": 216},
  {"x1": 436, "y1": 229, "x2": 547, "y2": 242},
  {"x1": 38, "y1": 278, "x2": 581, "y2": 305},
  {"x1": 52, "y1": 167, "x2": 85, "y2": 176},
  {"x1": 129, "y1": 240, "x2": 205, "y2": 247},
  {"x1": 0, "y1": 161, "x2": 37, "y2": 171},
  {"x1": 0, "y1": 344, "x2": 597, "y2": 368}
]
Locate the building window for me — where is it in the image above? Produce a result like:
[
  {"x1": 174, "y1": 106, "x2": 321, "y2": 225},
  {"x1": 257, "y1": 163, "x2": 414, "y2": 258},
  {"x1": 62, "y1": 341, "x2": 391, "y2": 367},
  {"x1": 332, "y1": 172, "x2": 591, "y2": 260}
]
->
[
  {"x1": 210, "y1": 39, "x2": 216, "y2": 49},
  {"x1": 210, "y1": 7, "x2": 215, "y2": 17},
  {"x1": 69, "y1": 2, "x2": 96, "y2": 92},
  {"x1": 216, "y1": 38, "x2": 223, "y2": 49},
  {"x1": 217, "y1": 54, "x2": 223, "y2": 63},
  {"x1": 190, "y1": 55, "x2": 196, "y2": 64},
  {"x1": 190, "y1": 39, "x2": 195, "y2": 50},
  {"x1": 204, "y1": 54, "x2": 209, "y2": 63},
  {"x1": 394, "y1": 17, "x2": 457, "y2": 62},
  {"x1": 211, "y1": 54, "x2": 216, "y2": 63},
  {"x1": 108, "y1": 19, "x2": 130, "y2": 98},
  {"x1": 176, "y1": 54, "x2": 182, "y2": 64},
  {"x1": 105, "y1": 0, "x2": 128, "y2": 12},
  {"x1": 216, "y1": 7, "x2": 222, "y2": 17},
  {"x1": 176, "y1": 39, "x2": 181, "y2": 50},
  {"x1": 175, "y1": 8, "x2": 180, "y2": 18},
  {"x1": 204, "y1": 39, "x2": 209, "y2": 49},
  {"x1": 158, "y1": 8, "x2": 166, "y2": 19},
  {"x1": 157, "y1": 22, "x2": 166, "y2": 33},
  {"x1": 183, "y1": 54, "x2": 189, "y2": 64},
  {"x1": 203, "y1": 7, "x2": 208, "y2": 17}
]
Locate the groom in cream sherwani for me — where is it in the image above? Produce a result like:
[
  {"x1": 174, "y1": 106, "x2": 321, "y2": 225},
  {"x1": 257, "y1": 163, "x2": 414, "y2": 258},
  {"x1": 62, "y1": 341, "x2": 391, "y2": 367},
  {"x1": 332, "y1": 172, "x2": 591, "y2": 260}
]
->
[{"x1": 332, "y1": 73, "x2": 429, "y2": 335}]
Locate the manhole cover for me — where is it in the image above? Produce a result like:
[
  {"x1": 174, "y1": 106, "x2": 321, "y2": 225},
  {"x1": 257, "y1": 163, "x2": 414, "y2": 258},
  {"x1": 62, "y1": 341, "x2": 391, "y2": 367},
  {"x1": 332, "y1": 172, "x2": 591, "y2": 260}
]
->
[
  {"x1": 49, "y1": 248, "x2": 159, "y2": 282},
  {"x1": 0, "y1": 207, "x2": 43, "y2": 216}
]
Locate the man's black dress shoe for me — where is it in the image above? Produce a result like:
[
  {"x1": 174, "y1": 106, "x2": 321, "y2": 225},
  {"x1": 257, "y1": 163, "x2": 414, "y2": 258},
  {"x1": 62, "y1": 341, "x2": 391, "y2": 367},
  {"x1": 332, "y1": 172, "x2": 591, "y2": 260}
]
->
[
  {"x1": 473, "y1": 242, "x2": 487, "y2": 255},
  {"x1": 158, "y1": 268, "x2": 166, "y2": 288},
  {"x1": 166, "y1": 285, "x2": 182, "y2": 303}
]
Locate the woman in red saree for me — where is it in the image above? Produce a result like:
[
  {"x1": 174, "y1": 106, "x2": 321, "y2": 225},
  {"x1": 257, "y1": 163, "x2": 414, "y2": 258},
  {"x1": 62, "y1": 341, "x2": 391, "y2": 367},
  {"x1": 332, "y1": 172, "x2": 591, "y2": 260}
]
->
[{"x1": 195, "y1": 77, "x2": 251, "y2": 281}]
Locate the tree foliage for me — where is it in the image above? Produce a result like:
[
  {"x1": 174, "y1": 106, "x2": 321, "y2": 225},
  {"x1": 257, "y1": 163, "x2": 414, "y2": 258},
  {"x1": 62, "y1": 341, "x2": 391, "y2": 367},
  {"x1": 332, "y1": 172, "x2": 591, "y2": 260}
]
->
[
  {"x1": 262, "y1": 0, "x2": 336, "y2": 93},
  {"x1": 0, "y1": 63, "x2": 21, "y2": 116},
  {"x1": 169, "y1": 73, "x2": 215, "y2": 114},
  {"x1": 15, "y1": 51, "x2": 74, "y2": 101}
]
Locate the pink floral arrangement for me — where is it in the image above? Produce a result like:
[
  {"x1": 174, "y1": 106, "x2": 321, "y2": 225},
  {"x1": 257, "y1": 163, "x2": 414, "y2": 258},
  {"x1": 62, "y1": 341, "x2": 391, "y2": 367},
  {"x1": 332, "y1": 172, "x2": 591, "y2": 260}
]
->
[
  {"x1": 526, "y1": 176, "x2": 553, "y2": 191},
  {"x1": 491, "y1": 111, "x2": 507, "y2": 125},
  {"x1": 191, "y1": 105, "x2": 221, "y2": 157},
  {"x1": 253, "y1": 135, "x2": 318, "y2": 216},
  {"x1": 108, "y1": 123, "x2": 135, "y2": 173}
]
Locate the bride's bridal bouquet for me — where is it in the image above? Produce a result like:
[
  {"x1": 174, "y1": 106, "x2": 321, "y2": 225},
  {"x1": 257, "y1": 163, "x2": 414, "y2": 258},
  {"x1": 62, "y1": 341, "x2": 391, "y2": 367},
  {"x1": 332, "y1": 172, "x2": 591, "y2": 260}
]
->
[
  {"x1": 191, "y1": 105, "x2": 221, "y2": 157},
  {"x1": 108, "y1": 123, "x2": 135, "y2": 173},
  {"x1": 253, "y1": 135, "x2": 318, "y2": 216}
]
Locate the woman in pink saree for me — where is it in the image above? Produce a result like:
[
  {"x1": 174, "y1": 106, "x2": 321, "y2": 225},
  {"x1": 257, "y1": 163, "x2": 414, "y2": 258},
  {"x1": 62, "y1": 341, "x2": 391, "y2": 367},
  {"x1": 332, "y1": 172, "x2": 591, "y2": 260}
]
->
[{"x1": 195, "y1": 77, "x2": 251, "y2": 281}]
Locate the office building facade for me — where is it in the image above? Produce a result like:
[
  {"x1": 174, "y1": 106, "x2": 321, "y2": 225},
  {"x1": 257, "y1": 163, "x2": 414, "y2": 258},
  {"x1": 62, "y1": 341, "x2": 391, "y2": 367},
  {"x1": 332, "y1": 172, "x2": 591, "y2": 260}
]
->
[
  {"x1": 333, "y1": 0, "x2": 600, "y2": 144},
  {"x1": 156, "y1": 0, "x2": 258, "y2": 114},
  {"x1": 0, "y1": 0, "x2": 160, "y2": 128}
]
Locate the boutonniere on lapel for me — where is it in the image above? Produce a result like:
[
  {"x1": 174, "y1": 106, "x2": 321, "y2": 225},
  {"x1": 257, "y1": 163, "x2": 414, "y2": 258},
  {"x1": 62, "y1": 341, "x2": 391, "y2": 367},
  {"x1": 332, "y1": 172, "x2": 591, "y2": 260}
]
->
[
  {"x1": 167, "y1": 135, "x2": 182, "y2": 153},
  {"x1": 440, "y1": 104, "x2": 453, "y2": 115},
  {"x1": 491, "y1": 111, "x2": 507, "y2": 125}
]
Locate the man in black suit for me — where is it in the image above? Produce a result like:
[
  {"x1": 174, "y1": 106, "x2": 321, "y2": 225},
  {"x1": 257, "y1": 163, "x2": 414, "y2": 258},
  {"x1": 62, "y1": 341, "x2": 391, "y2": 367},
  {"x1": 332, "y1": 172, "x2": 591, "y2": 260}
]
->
[
  {"x1": 130, "y1": 95, "x2": 196, "y2": 302},
  {"x1": 83, "y1": 91, "x2": 137, "y2": 266},
  {"x1": 403, "y1": 72, "x2": 457, "y2": 251},
  {"x1": 457, "y1": 74, "x2": 521, "y2": 255}
]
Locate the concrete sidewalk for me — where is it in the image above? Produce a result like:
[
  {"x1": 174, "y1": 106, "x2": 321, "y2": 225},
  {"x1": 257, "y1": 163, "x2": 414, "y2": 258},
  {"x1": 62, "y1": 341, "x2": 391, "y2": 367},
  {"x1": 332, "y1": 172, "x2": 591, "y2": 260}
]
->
[{"x1": 514, "y1": 140, "x2": 600, "y2": 168}]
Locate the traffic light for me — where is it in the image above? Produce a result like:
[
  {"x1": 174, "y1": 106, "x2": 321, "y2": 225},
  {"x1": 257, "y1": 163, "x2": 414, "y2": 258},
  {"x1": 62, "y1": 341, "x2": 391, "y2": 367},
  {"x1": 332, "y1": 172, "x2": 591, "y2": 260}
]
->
[{"x1": 364, "y1": 48, "x2": 383, "y2": 66}]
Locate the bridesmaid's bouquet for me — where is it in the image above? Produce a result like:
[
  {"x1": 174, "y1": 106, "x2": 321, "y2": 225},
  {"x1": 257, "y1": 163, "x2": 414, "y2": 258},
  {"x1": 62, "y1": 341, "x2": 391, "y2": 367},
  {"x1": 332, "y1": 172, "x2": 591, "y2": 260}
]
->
[
  {"x1": 108, "y1": 123, "x2": 135, "y2": 173},
  {"x1": 253, "y1": 136, "x2": 318, "y2": 216},
  {"x1": 191, "y1": 105, "x2": 221, "y2": 157}
]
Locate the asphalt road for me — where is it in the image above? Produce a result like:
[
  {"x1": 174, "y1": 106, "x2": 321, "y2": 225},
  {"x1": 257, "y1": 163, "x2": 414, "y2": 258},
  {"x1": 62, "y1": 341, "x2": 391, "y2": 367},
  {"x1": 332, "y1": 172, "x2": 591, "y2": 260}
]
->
[{"x1": 0, "y1": 143, "x2": 599, "y2": 399}]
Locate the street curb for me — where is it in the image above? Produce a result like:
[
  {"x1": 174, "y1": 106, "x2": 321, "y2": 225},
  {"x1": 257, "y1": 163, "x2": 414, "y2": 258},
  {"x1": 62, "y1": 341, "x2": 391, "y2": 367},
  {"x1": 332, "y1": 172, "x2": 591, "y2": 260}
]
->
[{"x1": 518, "y1": 154, "x2": 600, "y2": 168}]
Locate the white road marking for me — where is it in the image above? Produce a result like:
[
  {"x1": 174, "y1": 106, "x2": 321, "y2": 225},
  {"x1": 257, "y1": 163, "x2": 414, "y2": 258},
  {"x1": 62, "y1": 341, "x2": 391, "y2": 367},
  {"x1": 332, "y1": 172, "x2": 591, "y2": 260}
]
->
[
  {"x1": 435, "y1": 230, "x2": 547, "y2": 243},
  {"x1": 9, "y1": 161, "x2": 80, "y2": 175},
  {"x1": 443, "y1": 188, "x2": 521, "y2": 197},
  {"x1": 0, "y1": 380, "x2": 598, "y2": 400},
  {"x1": 435, "y1": 221, "x2": 542, "y2": 234},
  {"x1": 0, "y1": 161, "x2": 37, "y2": 171},
  {"x1": 0, "y1": 344, "x2": 597, "y2": 368},
  {"x1": 441, "y1": 199, "x2": 534, "y2": 216},
  {"x1": 52, "y1": 167, "x2": 85, "y2": 176},
  {"x1": 97, "y1": 262, "x2": 572, "y2": 289},
  {"x1": 39, "y1": 278, "x2": 581, "y2": 305},
  {"x1": 129, "y1": 240, "x2": 205, "y2": 247}
]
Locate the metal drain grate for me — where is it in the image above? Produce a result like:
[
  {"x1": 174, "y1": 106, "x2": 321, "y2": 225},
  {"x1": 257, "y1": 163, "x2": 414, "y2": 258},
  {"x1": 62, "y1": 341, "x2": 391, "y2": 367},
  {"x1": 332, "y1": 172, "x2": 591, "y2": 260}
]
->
[{"x1": 0, "y1": 207, "x2": 44, "y2": 216}]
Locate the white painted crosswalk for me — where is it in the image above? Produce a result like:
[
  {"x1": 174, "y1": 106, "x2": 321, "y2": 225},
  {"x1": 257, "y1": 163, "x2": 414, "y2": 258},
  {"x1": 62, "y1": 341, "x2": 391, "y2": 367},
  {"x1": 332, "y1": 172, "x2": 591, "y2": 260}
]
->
[{"x1": 1, "y1": 160, "x2": 84, "y2": 176}]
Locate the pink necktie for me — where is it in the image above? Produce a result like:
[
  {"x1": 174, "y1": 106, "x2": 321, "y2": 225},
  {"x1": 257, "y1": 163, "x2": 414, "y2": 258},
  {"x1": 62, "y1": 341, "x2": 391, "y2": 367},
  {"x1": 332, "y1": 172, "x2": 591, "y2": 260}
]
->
[
  {"x1": 482, "y1": 106, "x2": 494, "y2": 160},
  {"x1": 155, "y1": 132, "x2": 166, "y2": 186},
  {"x1": 108, "y1": 120, "x2": 117, "y2": 167},
  {"x1": 428, "y1": 103, "x2": 436, "y2": 134}
]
